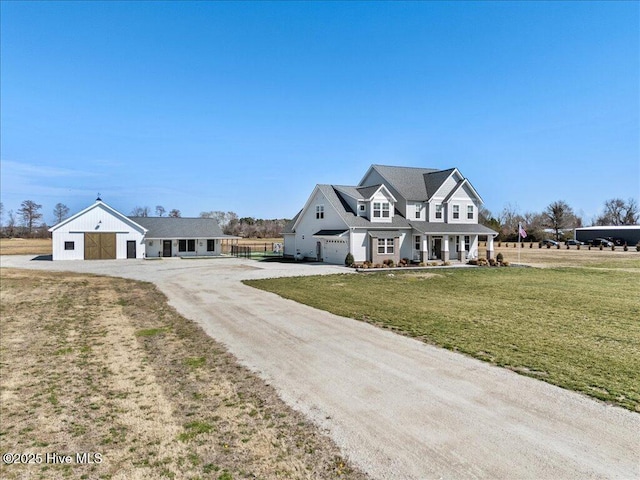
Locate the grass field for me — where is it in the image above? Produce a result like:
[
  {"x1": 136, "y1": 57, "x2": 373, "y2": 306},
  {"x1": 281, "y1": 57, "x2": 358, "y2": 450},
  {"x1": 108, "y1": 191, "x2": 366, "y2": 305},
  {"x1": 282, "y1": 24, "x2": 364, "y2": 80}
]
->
[
  {"x1": 245, "y1": 265, "x2": 640, "y2": 412},
  {"x1": 0, "y1": 269, "x2": 365, "y2": 480},
  {"x1": 0, "y1": 238, "x2": 52, "y2": 255}
]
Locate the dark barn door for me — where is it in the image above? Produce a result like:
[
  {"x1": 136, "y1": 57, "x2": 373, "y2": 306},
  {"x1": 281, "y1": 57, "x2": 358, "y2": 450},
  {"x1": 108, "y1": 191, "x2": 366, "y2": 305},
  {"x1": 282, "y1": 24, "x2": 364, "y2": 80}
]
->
[{"x1": 127, "y1": 241, "x2": 136, "y2": 259}]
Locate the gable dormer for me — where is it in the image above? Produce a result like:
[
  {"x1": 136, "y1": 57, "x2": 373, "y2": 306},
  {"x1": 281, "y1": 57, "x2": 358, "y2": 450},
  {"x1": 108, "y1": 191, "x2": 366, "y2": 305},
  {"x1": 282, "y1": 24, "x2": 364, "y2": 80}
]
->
[{"x1": 366, "y1": 185, "x2": 396, "y2": 223}]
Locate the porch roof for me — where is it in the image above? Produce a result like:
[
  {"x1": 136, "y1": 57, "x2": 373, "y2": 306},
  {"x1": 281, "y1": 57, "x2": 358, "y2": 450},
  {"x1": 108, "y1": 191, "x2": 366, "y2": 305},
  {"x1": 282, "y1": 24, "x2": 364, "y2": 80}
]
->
[
  {"x1": 368, "y1": 230, "x2": 401, "y2": 239},
  {"x1": 313, "y1": 229, "x2": 349, "y2": 237},
  {"x1": 410, "y1": 222, "x2": 498, "y2": 236}
]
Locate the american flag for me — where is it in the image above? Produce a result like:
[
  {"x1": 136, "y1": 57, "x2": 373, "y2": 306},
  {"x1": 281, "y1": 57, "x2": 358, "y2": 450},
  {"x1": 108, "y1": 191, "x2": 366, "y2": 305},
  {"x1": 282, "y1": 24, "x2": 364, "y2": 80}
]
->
[{"x1": 518, "y1": 223, "x2": 527, "y2": 239}]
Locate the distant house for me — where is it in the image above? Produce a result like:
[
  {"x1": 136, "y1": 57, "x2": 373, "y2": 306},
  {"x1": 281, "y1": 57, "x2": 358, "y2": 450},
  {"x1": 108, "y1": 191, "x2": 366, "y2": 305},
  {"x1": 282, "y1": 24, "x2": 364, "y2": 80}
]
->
[
  {"x1": 49, "y1": 199, "x2": 237, "y2": 260},
  {"x1": 283, "y1": 165, "x2": 498, "y2": 264}
]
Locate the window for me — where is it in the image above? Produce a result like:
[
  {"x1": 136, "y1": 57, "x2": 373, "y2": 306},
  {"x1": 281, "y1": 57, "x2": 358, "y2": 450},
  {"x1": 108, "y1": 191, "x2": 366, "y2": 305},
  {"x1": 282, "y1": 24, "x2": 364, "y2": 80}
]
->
[
  {"x1": 467, "y1": 205, "x2": 474, "y2": 220},
  {"x1": 207, "y1": 239, "x2": 215, "y2": 252},
  {"x1": 435, "y1": 204, "x2": 443, "y2": 219},
  {"x1": 415, "y1": 204, "x2": 422, "y2": 219},
  {"x1": 187, "y1": 239, "x2": 196, "y2": 252},
  {"x1": 64, "y1": 241, "x2": 75, "y2": 250},
  {"x1": 316, "y1": 205, "x2": 324, "y2": 219},
  {"x1": 415, "y1": 235, "x2": 421, "y2": 251},
  {"x1": 377, "y1": 238, "x2": 394, "y2": 254},
  {"x1": 464, "y1": 236, "x2": 470, "y2": 251},
  {"x1": 179, "y1": 240, "x2": 187, "y2": 252},
  {"x1": 453, "y1": 205, "x2": 460, "y2": 219},
  {"x1": 373, "y1": 202, "x2": 390, "y2": 218}
]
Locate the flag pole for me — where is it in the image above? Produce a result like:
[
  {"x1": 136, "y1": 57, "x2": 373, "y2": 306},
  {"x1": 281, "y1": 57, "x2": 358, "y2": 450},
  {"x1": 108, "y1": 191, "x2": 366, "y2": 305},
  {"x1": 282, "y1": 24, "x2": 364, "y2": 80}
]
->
[{"x1": 518, "y1": 222, "x2": 521, "y2": 265}]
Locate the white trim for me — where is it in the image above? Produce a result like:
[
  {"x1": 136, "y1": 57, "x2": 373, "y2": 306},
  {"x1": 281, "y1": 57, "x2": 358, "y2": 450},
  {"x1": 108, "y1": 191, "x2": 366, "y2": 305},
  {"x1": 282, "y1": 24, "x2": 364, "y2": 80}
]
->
[{"x1": 49, "y1": 201, "x2": 148, "y2": 235}]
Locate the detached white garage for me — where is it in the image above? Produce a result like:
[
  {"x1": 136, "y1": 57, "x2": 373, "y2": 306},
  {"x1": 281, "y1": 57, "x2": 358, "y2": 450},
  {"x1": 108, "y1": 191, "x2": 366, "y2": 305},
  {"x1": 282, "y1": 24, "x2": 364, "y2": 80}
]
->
[{"x1": 49, "y1": 200, "x2": 147, "y2": 260}]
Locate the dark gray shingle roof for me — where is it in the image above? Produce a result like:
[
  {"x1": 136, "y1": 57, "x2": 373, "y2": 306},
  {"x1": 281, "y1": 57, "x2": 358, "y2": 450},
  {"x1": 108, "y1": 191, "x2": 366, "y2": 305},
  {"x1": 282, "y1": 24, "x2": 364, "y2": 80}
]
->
[
  {"x1": 318, "y1": 185, "x2": 412, "y2": 229},
  {"x1": 129, "y1": 216, "x2": 229, "y2": 239},
  {"x1": 367, "y1": 165, "x2": 458, "y2": 201},
  {"x1": 409, "y1": 221, "x2": 498, "y2": 235}
]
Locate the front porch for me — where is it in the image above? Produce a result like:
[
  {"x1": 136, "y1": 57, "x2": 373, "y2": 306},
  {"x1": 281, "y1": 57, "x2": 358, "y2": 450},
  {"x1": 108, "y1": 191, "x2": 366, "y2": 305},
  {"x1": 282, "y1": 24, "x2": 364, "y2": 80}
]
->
[{"x1": 410, "y1": 229, "x2": 497, "y2": 263}]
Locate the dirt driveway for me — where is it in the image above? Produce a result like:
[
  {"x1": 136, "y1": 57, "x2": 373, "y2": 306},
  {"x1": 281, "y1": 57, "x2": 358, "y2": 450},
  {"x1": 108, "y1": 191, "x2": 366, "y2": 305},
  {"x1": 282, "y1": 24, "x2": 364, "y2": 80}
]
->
[{"x1": 1, "y1": 255, "x2": 638, "y2": 479}]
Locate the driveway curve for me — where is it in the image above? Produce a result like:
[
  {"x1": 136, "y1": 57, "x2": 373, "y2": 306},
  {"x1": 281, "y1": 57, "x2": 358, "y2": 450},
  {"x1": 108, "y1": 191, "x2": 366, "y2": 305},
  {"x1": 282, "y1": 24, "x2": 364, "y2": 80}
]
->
[{"x1": 1, "y1": 255, "x2": 638, "y2": 479}]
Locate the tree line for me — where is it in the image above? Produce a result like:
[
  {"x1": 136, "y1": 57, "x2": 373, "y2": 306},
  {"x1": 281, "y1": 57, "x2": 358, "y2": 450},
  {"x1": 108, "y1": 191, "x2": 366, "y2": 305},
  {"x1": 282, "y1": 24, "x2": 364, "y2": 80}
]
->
[
  {"x1": 1, "y1": 197, "x2": 637, "y2": 240},
  {"x1": 481, "y1": 197, "x2": 639, "y2": 242}
]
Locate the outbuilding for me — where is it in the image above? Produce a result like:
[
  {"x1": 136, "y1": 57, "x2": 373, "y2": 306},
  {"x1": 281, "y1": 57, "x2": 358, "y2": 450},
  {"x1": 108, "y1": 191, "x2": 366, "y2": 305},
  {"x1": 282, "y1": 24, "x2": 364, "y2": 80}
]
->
[
  {"x1": 49, "y1": 199, "x2": 147, "y2": 260},
  {"x1": 49, "y1": 199, "x2": 237, "y2": 260},
  {"x1": 574, "y1": 225, "x2": 640, "y2": 246}
]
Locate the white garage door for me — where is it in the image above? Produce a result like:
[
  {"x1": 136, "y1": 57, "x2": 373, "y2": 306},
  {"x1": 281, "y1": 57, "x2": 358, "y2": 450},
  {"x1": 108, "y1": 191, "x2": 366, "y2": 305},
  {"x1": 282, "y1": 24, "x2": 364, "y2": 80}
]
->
[{"x1": 323, "y1": 239, "x2": 349, "y2": 265}]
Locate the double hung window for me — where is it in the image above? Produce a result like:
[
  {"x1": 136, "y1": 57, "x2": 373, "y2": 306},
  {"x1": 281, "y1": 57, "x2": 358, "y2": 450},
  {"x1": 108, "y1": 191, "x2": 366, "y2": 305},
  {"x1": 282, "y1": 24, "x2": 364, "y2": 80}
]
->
[{"x1": 377, "y1": 238, "x2": 394, "y2": 254}]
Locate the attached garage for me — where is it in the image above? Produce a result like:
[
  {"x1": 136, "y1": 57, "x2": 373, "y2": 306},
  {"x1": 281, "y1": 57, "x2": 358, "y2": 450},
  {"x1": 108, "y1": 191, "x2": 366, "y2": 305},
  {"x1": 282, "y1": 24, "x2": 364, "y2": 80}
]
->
[{"x1": 313, "y1": 230, "x2": 349, "y2": 264}]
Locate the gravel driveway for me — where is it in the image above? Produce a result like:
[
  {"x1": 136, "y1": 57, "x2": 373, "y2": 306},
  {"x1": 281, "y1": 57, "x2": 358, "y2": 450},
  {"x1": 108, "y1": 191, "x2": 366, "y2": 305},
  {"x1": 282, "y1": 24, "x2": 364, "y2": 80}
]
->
[{"x1": 2, "y1": 255, "x2": 639, "y2": 479}]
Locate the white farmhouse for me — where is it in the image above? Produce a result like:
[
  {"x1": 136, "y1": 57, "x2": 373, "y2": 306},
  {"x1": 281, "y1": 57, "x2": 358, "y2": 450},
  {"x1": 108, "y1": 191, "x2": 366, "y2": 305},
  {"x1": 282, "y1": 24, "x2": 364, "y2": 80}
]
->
[
  {"x1": 283, "y1": 165, "x2": 498, "y2": 264},
  {"x1": 49, "y1": 199, "x2": 236, "y2": 260}
]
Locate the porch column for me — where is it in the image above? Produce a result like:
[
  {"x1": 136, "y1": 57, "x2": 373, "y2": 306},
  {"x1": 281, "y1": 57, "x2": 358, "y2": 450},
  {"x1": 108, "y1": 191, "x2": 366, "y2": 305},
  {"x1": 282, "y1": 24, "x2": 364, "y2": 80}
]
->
[
  {"x1": 421, "y1": 236, "x2": 428, "y2": 262},
  {"x1": 442, "y1": 236, "x2": 449, "y2": 261},
  {"x1": 487, "y1": 236, "x2": 494, "y2": 259}
]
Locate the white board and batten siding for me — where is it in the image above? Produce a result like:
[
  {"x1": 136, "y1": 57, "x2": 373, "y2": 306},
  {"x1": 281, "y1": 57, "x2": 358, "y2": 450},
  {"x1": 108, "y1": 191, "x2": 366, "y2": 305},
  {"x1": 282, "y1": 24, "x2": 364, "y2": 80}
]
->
[
  {"x1": 294, "y1": 187, "x2": 348, "y2": 260},
  {"x1": 51, "y1": 203, "x2": 146, "y2": 260}
]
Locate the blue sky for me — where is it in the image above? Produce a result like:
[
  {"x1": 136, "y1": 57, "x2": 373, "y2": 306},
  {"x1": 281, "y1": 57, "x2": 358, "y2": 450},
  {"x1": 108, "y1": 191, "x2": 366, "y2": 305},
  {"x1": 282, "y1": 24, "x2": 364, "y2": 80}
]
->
[{"x1": 1, "y1": 1, "x2": 638, "y2": 224}]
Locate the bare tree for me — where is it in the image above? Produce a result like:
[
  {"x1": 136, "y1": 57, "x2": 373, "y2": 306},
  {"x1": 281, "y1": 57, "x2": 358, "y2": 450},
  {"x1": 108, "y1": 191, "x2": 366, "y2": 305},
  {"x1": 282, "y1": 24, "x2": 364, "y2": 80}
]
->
[
  {"x1": 53, "y1": 203, "x2": 70, "y2": 224},
  {"x1": 168, "y1": 209, "x2": 181, "y2": 218},
  {"x1": 131, "y1": 206, "x2": 150, "y2": 217},
  {"x1": 0, "y1": 202, "x2": 3, "y2": 228},
  {"x1": 498, "y1": 203, "x2": 524, "y2": 241},
  {"x1": 155, "y1": 205, "x2": 166, "y2": 217},
  {"x1": 18, "y1": 200, "x2": 43, "y2": 236},
  {"x1": 6, "y1": 210, "x2": 16, "y2": 237},
  {"x1": 595, "y1": 198, "x2": 639, "y2": 225},
  {"x1": 543, "y1": 200, "x2": 578, "y2": 241}
]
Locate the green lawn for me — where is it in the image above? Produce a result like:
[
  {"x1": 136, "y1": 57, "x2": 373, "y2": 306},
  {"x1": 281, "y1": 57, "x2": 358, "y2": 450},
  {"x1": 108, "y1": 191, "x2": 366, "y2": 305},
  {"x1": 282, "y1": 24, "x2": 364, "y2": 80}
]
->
[{"x1": 245, "y1": 267, "x2": 640, "y2": 411}]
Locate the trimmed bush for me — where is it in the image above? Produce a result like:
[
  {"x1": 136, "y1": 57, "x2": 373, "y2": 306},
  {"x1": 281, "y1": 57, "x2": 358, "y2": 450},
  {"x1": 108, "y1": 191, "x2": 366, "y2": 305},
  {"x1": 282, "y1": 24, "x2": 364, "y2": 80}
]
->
[
  {"x1": 345, "y1": 252, "x2": 355, "y2": 267},
  {"x1": 496, "y1": 252, "x2": 504, "y2": 263}
]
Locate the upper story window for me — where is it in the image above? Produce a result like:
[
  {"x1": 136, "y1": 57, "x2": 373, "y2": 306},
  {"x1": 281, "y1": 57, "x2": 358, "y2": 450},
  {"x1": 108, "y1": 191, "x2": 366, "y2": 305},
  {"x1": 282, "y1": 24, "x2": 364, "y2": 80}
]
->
[
  {"x1": 453, "y1": 205, "x2": 460, "y2": 219},
  {"x1": 415, "y1": 203, "x2": 423, "y2": 219},
  {"x1": 358, "y1": 204, "x2": 366, "y2": 216},
  {"x1": 467, "y1": 205, "x2": 474, "y2": 220},
  {"x1": 435, "y1": 204, "x2": 443, "y2": 219},
  {"x1": 316, "y1": 205, "x2": 324, "y2": 219},
  {"x1": 373, "y1": 202, "x2": 390, "y2": 218}
]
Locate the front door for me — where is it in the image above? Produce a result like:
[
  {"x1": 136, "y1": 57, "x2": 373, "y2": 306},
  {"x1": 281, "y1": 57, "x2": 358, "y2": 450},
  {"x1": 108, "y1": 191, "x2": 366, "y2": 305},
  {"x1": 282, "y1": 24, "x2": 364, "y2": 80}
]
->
[
  {"x1": 316, "y1": 241, "x2": 322, "y2": 262},
  {"x1": 432, "y1": 238, "x2": 442, "y2": 260},
  {"x1": 127, "y1": 240, "x2": 136, "y2": 259},
  {"x1": 163, "y1": 240, "x2": 172, "y2": 257}
]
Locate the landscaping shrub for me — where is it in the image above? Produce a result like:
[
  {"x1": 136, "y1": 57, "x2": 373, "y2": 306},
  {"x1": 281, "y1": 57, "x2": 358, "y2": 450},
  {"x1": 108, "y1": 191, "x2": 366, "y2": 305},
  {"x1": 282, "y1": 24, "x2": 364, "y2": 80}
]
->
[
  {"x1": 496, "y1": 252, "x2": 504, "y2": 264},
  {"x1": 344, "y1": 252, "x2": 355, "y2": 267}
]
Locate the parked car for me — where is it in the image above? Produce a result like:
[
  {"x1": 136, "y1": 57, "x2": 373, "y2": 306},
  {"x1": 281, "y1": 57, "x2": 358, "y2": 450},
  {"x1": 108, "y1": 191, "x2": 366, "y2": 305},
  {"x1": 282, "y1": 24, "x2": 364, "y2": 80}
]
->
[
  {"x1": 565, "y1": 239, "x2": 584, "y2": 246},
  {"x1": 540, "y1": 239, "x2": 559, "y2": 247},
  {"x1": 589, "y1": 238, "x2": 614, "y2": 247}
]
